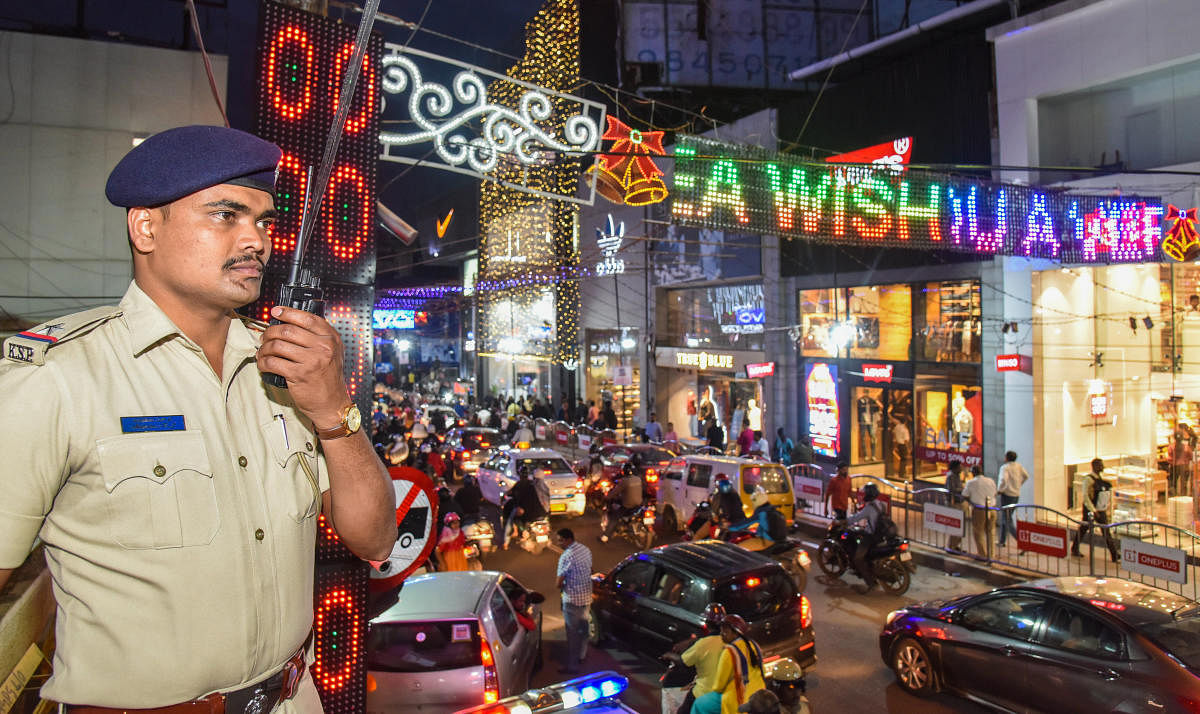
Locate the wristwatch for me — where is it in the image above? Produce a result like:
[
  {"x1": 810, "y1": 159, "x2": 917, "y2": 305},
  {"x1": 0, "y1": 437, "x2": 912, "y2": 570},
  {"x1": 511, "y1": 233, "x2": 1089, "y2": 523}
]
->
[{"x1": 315, "y1": 403, "x2": 362, "y2": 440}]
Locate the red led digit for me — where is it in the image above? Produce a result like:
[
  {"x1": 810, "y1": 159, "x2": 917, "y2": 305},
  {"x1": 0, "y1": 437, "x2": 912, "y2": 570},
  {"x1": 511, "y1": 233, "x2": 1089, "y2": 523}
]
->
[
  {"x1": 268, "y1": 153, "x2": 307, "y2": 254},
  {"x1": 323, "y1": 165, "x2": 371, "y2": 260},
  {"x1": 331, "y1": 42, "x2": 378, "y2": 135},
  {"x1": 313, "y1": 587, "x2": 362, "y2": 691},
  {"x1": 265, "y1": 25, "x2": 316, "y2": 122}
]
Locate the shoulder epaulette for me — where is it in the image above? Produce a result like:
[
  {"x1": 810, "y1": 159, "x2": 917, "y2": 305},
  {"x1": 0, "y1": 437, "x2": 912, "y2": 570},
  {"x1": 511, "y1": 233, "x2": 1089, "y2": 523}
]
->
[{"x1": 4, "y1": 306, "x2": 123, "y2": 366}]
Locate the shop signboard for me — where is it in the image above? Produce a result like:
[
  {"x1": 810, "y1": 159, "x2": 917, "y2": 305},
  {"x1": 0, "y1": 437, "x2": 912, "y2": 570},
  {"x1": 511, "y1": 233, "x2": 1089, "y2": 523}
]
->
[
  {"x1": 995, "y1": 354, "x2": 1032, "y2": 373},
  {"x1": 805, "y1": 362, "x2": 840, "y2": 458},
  {"x1": 612, "y1": 365, "x2": 634, "y2": 386},
  {"x1": 861, "y1": 364, "x2": 893, "y2": 383},
  {"x1": 794, "y1": 475, "x2": 824, "y2": 500},
  {"x1": 745, "y1": 361, "x2": 775, "y2": 378},
  {"x1": 672, "y1": 134, "x2": 1164, "y2": 264},
  {"x1": 922, "y1": 502, "x2": 965, "y2": 537},
  {"x1": 1120, "y1": 539, "x2": 1188, "y2": 584},
  {"x1": 1016, "y1": 520, "x2": 1068, "y2": 558}
]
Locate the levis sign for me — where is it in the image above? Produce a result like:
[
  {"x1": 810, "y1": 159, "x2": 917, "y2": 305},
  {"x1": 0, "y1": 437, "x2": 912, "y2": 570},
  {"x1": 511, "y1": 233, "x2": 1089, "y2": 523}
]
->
[
  {"x1": 861, "y1": 364, "x2": 893, "y2": 383},
  {"x1": 745, "y1": 361, "x2": 775, "y2": 378}
]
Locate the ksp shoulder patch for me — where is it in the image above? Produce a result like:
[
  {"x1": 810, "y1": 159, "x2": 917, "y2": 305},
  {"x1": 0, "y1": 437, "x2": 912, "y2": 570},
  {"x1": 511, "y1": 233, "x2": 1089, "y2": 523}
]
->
[{"x1": 4, "y1": 306, "x2": 123, "y2": 366}]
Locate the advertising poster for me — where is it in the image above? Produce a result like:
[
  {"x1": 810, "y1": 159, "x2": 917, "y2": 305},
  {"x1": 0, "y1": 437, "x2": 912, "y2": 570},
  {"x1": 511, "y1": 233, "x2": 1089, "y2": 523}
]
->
[
  {"x1": 1016, "y1": 520, "x2": 1069, "y2": 558},
  {"x1": 1121, "y1": 539, "x2": 1188, "y2": 585},
  {"x1": 922, "y1": 502, "x2": 965, "y2": 537},
  {"x1": 805, "y1": 362, "x2": 840, "y2": 458}
]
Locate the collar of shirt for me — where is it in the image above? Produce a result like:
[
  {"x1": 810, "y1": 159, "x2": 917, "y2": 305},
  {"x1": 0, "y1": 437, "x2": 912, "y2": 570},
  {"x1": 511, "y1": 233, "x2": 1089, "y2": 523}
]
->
[{"x1": 121, "y1": 281, "x2": 259, "y2": 364}]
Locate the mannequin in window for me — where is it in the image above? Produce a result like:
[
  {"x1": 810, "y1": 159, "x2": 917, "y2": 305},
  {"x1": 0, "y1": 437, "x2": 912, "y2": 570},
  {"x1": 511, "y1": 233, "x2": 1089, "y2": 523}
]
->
[
  {"x1": 952, "y1": 394, "x2": 974, "y2": 451},
  {"x1": 686, "y1": 389, "x2": 698, "y2": 437},
  {"x1": 746, "y1": 398, "x2": 762, "y2": 432},
  {"x1": 698, "y1": 387, "x2": 715, "y2": 425},
  {"x1": 857, "y1": 392, "x2": 883, "y2": 460}
]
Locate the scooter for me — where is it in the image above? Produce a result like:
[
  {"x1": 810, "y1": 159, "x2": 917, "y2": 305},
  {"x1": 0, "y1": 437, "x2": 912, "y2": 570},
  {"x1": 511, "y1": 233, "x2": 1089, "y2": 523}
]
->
[
  {"x1": 817, "y1": 521, "x2": 912, "y2": 595},
  {"x1": 461, "y1": 514, "x2": 496, "y2": 555},
  {"x1": 511, "y1": 515, "x2": 551, "y2": 555}
]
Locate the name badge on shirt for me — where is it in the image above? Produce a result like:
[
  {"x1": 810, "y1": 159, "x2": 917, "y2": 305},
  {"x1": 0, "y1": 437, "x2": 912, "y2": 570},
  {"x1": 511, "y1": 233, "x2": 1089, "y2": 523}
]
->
[{"x1": 120, "y1": 415, "x2": 186, "y2": 433}]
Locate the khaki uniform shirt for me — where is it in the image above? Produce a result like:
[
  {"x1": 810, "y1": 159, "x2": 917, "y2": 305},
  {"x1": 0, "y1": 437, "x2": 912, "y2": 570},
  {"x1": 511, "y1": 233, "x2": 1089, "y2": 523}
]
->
[{"x1": 0, "y1": 282, "x2": 329, "y2": 709}]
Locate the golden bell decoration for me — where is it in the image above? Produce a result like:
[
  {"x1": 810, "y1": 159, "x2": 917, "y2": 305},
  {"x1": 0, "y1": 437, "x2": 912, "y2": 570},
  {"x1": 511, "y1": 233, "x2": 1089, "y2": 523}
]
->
[
  {"x1": 1163, "y1": 205, "x2": 1200, "y2": 262},
  {"x1": 587, "y1": 116, "x2": 669, "y2": 206}
]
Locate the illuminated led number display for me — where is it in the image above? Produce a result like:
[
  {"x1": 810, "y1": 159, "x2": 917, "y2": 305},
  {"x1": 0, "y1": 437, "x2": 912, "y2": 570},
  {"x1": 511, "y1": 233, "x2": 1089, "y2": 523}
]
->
[
  {"x1": 672, "y1": 135, "x2": 1165, "y2": 263},
  {"x1": 250, "y1": 4, "x2": 382, "y2": 711}
]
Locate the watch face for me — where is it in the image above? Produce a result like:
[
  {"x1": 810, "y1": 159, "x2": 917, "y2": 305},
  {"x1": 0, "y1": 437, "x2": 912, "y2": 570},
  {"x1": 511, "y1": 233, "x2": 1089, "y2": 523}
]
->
[{"x1": 346, "y1": 405, "x2": 362, "y2": 433}]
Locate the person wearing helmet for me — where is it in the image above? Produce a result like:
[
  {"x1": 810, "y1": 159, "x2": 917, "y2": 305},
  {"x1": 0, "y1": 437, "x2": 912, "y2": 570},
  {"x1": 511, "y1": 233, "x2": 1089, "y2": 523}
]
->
[
  {"x1": 665, "y1": 602, "x2": 728, "y2": 714},
  {"x1": 727, "y1": 487, "x2": 789, "y2": 554},
  {"x1": 436, "y1": 511, "x2": 469, "y2": 571},
  {"x1": 454, "y1": 474, "x2": 483, "y2": 519},
  {"x1": 599, "y1": 459, "x2": 644, "y2": 543},
  {"x1": 845, "y1": 482, "x2": 885, "y2": 593},
  {"x1": 504, "y1": 463, "x2": 547, "y2": 549},
  {"x1": 692, "y1": 613, "x2": 767, "y2": 714},
  {"x1": 712, "y1": 474, "x2": 746, "y2": 530},
  {"x1": 764, "y1": 658, "x2": 809, "y2": 714}
]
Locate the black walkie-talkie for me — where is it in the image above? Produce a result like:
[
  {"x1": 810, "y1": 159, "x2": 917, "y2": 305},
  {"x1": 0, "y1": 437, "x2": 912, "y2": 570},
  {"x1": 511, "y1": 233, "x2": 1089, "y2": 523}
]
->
[{"x1": 262, "y1": 167, "x2": 324, "y2": 389}]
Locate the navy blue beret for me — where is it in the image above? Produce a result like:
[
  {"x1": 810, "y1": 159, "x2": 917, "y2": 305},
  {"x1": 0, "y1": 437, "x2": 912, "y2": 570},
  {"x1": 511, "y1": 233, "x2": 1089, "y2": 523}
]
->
[{"x1": 106, "y1": 125, "x2": 283, "y2": 208}]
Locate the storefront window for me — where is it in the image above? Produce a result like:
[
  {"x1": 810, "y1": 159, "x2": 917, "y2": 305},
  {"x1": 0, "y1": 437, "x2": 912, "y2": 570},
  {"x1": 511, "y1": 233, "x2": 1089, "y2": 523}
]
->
[
  {"x1": 585, "y1": 329, "x2": 640, "y2": 436},
  {"x1": 799, "y1": 288, "x2": 846, "y2": 357},
  {"x1": 914, "y1": 281, "x2": 981, "y2": 363},
  {"x1": 849, "y1": 385, "x2": 914, "y2": 478},
  {"x1": 846, "y1": 284, "x2": 912, "y2": 360},
  {"x1": 913, "y1": 378, "x2": 982, "y2": 481}
]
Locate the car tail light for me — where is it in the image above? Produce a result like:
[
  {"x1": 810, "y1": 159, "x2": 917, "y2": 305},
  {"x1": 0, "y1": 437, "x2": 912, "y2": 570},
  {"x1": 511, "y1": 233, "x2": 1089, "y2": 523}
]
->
[
  {"x1": 898, "y1": 542, "x2": 909, "y2": 552},
  {"x1": 800, "y1": 595, "x2": 813, "y2": 629},
  {"x1": 480, "y1": 635, "x2": 499, "y2": 703},
  {"x1": 462, "y1": 449, "x2": 472, "y2": 458},
  {"x1": 645, "y1": 468, "x2": 658, "y2": 483},
  {"x1": 642, "y1": 506, "x2": 656, "y2": 526},
  {"x1": 480, "y1": 441, "x2": 491, "y2": 448},
  {"x1": 745, "y1": 576, "x2": 761, "y2": 588}
]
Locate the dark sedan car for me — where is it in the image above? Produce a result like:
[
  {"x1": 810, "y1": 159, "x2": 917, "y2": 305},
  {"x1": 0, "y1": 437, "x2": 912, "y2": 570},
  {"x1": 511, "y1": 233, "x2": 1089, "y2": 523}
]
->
[
  {"x1": 445, "y1": 427, "x2": 504, "y2": 476},
  {"x1": 880, "y1": 576, "x2": 1200, "y2": 713},
  {"x1": 590, "y1": 541, "x2": 816, "y2": 670}
]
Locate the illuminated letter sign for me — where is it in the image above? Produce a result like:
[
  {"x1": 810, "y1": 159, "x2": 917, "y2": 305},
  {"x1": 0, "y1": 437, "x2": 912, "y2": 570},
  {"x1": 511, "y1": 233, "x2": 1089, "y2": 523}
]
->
[
  {"x1": 675, "y1": 351, "x2": 735, "y2": 371},
  {"x1": 672, "y1": 135, "x2": 1165, "y2": 263},
  {"x1": 996, "y1": 354, "x2": 1020, "y2": 371},
  {"x1": 805, "y1": 362, "x2": 840, "y2": 458},
  {"x1": 595, "y1": 214, "x2": 626, "y2": 276},
  {"x1": 861, "y1": 364, "x2": 893, "y2": 383}
]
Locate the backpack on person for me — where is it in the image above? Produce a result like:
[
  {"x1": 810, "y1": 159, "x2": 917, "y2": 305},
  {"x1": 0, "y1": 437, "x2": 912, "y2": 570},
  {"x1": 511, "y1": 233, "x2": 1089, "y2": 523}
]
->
[
  {"x1": 765, "y1": 506, "x2": 788, "y2": 542},
  {"x1": 1089, "y1": 475, "x2": 1113, "y2": 513},
  {"x1": 873, "y1": 501, "x2": 900, "y2": 539}
]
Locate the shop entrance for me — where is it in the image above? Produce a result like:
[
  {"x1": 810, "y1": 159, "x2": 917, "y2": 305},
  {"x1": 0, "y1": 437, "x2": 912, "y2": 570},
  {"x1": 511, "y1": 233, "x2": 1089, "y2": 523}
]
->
[
  {"x1": 913, "y1": 377, "x2": 983, "y2": 482},
  {"x1": 850, "y1": 386, "x2": 913, "y2": 478},
  {"x1": 698, "y1": 377, "x2": 762, "y2": 450}
]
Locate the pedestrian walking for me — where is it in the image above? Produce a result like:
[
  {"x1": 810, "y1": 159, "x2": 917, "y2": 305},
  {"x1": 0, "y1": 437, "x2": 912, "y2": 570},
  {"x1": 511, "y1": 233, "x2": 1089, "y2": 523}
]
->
[
  {"x1": 0, "y1": 126, "x2": 396, "y2": 710},
  {"x1": 644, "y1": 411, "x2": 664, "y2": 442},
  {"x1": 962, "y1": 465, "x2": 997, "y2": 558},
  {"x1": 826, "y1": 463, "x2": 852, "y2": 520},
  {"x1": 944, "y1": 460, "x2": 966, "y2": 551},
  {"x1": 554, "y1": 527, "x2": 593, "y2": 674},
  {"x1": 774, "y1": 427, "x2": 794, "y2": 467},
  {"x1": 996, "y1": 451, "x2": 1029, "y2": 547},
  {"x1": 1070, "y1": 458, "x2": 1120, "y2": 562}
]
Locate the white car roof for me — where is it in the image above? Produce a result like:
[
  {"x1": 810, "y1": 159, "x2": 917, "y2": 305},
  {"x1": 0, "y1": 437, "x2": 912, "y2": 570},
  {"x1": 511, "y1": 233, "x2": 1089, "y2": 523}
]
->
[
  {"x1": 508, "y1": 449, "x2": 569, "y2": 461},
  {"x1": 371, "y1": 571, "x2": 499, "y2": 622}
]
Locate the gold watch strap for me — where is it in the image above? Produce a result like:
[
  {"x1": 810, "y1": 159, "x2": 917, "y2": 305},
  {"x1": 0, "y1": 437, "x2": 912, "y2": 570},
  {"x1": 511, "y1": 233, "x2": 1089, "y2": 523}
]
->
[{"x1": 315, "y1": 405, "x2": 353, "y2": 440}]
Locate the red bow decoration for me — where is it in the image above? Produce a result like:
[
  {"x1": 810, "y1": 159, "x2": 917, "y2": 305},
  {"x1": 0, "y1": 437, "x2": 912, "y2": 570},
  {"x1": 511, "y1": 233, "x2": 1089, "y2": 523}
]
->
[
  {"x1": 1163, "y1": 205, "x2": 1200, "y2": 262},
  {"x1": 587, "y1": 116, "x2": 669, "y2": 206}
]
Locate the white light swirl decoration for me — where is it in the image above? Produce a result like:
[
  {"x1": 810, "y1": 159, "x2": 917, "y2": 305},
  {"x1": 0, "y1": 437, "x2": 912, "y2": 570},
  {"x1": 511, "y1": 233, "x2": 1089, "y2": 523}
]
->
[{"x1": 379, "y1": 53, "x2": 601, "y2": 174}]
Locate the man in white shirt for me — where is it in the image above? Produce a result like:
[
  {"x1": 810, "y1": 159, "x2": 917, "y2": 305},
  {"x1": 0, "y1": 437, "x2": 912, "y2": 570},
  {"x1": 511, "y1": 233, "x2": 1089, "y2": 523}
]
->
[
  {"x1": 996, "y1": 450, "x2": 1029, "y2": 547},
  {"x1": 961, "y1": 465, "x2": 997, "y2": 558}
]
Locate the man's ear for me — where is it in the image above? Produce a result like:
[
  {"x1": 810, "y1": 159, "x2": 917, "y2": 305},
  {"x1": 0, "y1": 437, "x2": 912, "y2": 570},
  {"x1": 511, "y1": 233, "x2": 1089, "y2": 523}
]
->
[{"x1": 127, "y1": 207, "x2": 156, "y2": 255}]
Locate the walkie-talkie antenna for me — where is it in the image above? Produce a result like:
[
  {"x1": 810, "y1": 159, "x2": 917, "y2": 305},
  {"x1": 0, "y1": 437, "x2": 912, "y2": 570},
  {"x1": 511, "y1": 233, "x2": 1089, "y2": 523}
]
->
[{"x1": 288, "y1": 165, "x2": 316, "y2": 285}]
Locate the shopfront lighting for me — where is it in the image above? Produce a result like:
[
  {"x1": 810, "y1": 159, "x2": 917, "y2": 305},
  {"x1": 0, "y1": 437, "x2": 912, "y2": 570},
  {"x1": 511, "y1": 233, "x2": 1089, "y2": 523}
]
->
[
  {"x1": 396, "y1": 339, "x2": 411, "y2": 350},
  {"x1": 830, "y1": 320, "x2": 857, "y2": 350},
  {"x1": 620, "y1": 336, "x2": 636, "y2": 350}
]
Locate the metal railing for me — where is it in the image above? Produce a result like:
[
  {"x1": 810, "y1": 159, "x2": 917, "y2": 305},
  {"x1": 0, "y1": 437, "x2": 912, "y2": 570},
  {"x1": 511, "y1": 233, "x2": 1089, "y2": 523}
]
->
[{"x1": 790, "y1": 476, "x2": 1200, "y2": 602}]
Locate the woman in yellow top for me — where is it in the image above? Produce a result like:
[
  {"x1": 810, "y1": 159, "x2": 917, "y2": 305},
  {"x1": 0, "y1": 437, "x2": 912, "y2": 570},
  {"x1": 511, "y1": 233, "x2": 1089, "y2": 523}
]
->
[
  {"x1": 436, "y1": 512, "x2": 470, "y2": 571},
  {"x1": 691, "y1": 614, "x2": 766, "y2": 714}
]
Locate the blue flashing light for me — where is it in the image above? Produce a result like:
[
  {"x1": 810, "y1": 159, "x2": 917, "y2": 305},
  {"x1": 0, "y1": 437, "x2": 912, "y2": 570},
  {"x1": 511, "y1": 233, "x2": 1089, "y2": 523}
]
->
[
  {"x1": 561, "y1": 690, "x2": 582, "y2": 708},
  {"x1": 599, "y1": 679, "x2": 623, "y2": 697},
  {"x1": 580, "y1": 685, "x2": 601, "y2": 703}
]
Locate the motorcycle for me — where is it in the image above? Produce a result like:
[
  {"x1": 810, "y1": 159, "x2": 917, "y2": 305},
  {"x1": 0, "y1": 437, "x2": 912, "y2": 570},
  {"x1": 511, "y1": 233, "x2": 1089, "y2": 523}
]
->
[
  {"x1": 816, "y1": 521, "x2": 912, "y2": 595},
  {"x1": 461, "y1": 514, "x2": 496, "y2": 555},
  {"x1": 682, "y1": 501, "x2": 723, "y2": 541},
  {"x1": 726, "y1": 530, "x2": 811, "y2": 593},
  {"x1": 511, "y1": 515, "x2": 551, "y2": 555},
  {"x1": 599, "y1": 503, "x2": 656, "y2": 550},
  {"x1": 585, "y1": 476, "x2": 614, "y2": 513}
]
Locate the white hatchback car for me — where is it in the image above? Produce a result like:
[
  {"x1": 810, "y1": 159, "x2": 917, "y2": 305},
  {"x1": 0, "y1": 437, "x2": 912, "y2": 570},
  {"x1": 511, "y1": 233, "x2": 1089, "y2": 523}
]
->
[
  {"x1": 477, "y1": 448, "x2": 586, "y2": 517},
  {"x1": 366, "y1": 571, "x2": 545, "y2": 712}
]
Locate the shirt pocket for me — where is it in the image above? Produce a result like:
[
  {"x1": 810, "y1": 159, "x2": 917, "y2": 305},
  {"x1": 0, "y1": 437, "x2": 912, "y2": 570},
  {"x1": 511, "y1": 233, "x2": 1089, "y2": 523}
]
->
[
  {"x1": 261, "y1": 417, "x2": 321, "y2": 523},
  {"x1": 96, "y1": 430, "x2": 219, "y2": 549}
]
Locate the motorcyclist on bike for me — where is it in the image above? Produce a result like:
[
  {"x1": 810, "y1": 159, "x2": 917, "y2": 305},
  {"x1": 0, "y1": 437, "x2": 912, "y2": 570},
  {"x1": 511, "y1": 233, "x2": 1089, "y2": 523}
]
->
[
  {"x1": 454, "y1": 474, "x2": 484, "y2": 519},
  {"x1": 504, "y1": 465, "x2": 547, "y2": 550},
  {"x1": 766, "y1": 658, "x2": 811, "y2": 714},
  {"x1": 844, "y1": 482, "x2": 885, "y2": 593},
  {"x1": 599, "y1": 461, "x2": 643, "y2": 543},
  {"x1": 727, "y1": 487, "x2": 790, "y2": 555},
  {"x1": 711, "y1": 474, "x2": 746, "y2": 531}
]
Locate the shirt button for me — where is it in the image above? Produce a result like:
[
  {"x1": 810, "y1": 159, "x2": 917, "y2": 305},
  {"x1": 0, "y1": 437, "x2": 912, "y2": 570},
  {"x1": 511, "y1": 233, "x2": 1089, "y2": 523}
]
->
[
  {"x1": 153, "y1": 464, "x2": 166, "y2": 478},
  {"x1": 255, "y1": 528, "x2": 265, "y2": 541},
  {"x1": 238, "y1": 455, "x2": 248, "y2": 467},
  {"x1": 305, "y1": 442, "x2": 314, "y2": 452}
]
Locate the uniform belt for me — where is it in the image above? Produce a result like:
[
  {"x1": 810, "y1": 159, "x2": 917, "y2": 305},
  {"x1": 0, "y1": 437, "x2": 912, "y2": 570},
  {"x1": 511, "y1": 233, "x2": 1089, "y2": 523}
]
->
[{"x1": 65, "y1": 638, "x2": 308, "y2": 714}]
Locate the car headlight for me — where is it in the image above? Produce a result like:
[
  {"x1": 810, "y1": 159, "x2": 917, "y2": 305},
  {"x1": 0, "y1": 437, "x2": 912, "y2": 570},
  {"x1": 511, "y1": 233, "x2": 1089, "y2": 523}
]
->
[{"x1": 885, "y1": 609, "x2": 904, "y2": 627}]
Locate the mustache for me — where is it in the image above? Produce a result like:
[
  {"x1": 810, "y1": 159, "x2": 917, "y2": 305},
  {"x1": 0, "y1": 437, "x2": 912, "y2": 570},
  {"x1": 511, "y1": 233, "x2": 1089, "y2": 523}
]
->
[{"x1": 223, "y1": 255, "x2": 264, "y2": 271}]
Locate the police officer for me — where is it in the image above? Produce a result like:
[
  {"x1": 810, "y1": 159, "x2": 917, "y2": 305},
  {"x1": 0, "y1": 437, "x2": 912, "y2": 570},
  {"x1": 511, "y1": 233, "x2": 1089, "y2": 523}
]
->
[{"x1": 0, "y1": 126, "x2": 397, "y2": 711}]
